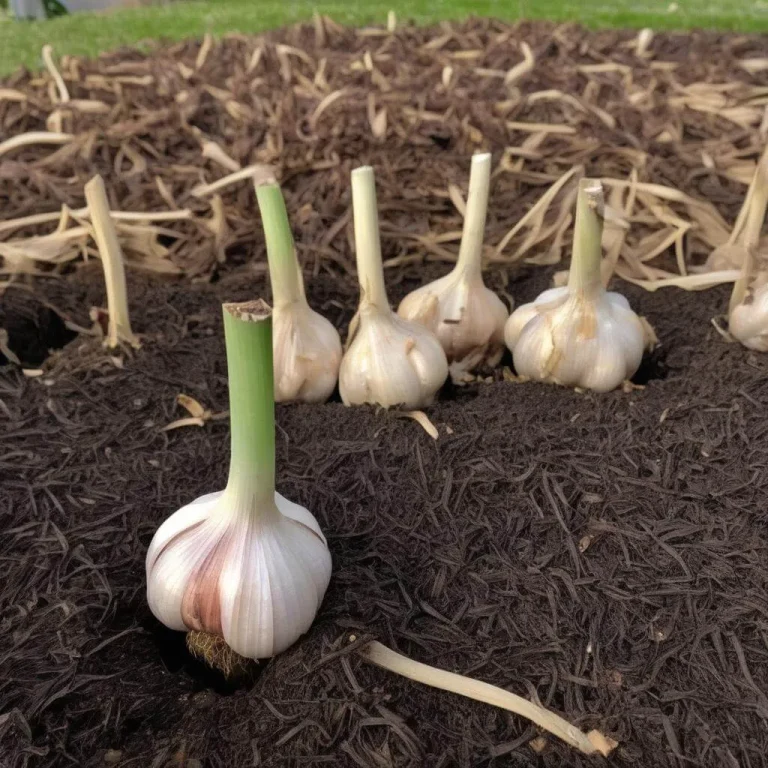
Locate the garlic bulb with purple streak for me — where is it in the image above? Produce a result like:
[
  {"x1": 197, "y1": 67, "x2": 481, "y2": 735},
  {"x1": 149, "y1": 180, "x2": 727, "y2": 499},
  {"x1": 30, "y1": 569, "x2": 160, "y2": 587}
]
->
[{"x1": 146, "y1": 300, "x2": 331, "y2": 662}]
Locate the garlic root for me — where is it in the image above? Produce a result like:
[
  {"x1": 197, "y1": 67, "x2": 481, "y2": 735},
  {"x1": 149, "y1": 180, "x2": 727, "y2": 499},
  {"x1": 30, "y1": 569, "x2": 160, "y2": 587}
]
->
[{"x1": 187, "y1": 631, "x2": 253, "y2": 679}]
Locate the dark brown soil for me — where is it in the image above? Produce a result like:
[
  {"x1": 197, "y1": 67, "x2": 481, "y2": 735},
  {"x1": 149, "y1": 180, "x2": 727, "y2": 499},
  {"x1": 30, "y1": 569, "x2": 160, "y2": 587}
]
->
[{"x1": 2, "y1": 17, "x2": 768, "y2": 768}]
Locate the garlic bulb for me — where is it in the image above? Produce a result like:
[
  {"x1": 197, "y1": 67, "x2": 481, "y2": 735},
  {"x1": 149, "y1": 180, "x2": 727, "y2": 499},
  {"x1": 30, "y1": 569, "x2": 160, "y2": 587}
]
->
[
  {"x1": 339, "y1": 166, "x2": 448, "y2": 408},
  {"x1": 397, "y1": 153, "x2": 509, "y2": 373},
  {"x1": 256, "y1": 182, "x2": 342, "y2": 403},
  {"x1": 727, "y1": 151, "x2": 768, "y2": 351},
  {"x1": 146, "y1": 300, "x2": 331, "y2": 663},
  {"x1": 729, "y1": 279, "x2": 768, "y2": 351},
  {"x1": 504, "y1": 179, "x2": 652, "y2": 393}
]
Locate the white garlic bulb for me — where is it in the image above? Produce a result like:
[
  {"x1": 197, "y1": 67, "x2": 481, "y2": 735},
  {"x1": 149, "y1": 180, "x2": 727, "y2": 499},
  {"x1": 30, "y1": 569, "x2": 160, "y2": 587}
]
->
[
  {"x1": 146, "y1": 300, "x2": 331, "y2": 661},
  {"x1": 504, "y1": 179, "x2": 652, "y2": 393},
  {"x1": 398, "y1": 153, "x2": 509, "y2": 373},
  {"x1": 257, "y1": 182, "x2": 342, "y2": 403},
  {"x1": 272, "y1": 302, "x2": 342, "y2": 403},
  {"x1": 146, "y1": 489, "x2": 331, "y2": 659},
  {"x1": 729, "y1": 282, "x2": 768, "y2": 351},
  {"x1": 339, "y1": 166, "x2": 448, "y2": 408}
]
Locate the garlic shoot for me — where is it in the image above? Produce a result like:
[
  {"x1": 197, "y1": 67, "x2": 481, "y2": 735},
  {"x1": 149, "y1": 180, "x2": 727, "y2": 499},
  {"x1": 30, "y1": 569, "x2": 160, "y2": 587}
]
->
[
  {"x1": 504, "y1": 179, "x2": 652, "y2": 393},
  {"x1": 84, "y1": 175, "x2": 140, "y2": 350},
  {"x1": 397, "y1": 153, "x2": 509, "y2": 374},
  {"x1": 727, "y1": 153, "x2": 768, "y2": 350},
  {"x1": 358, "y1": 640, "x2": 617, "y2": 757},
  {"x1": 146, "y1": 300, "x2": 332, "y2": 671},
  {"x1": 256, "y1": 181, "x2": 342, "y2": 403},
  {"x1": 705, "y1": 147, "x2": 768, "y2": 272},
  {"x1": 339, "y1": 166, "x2": 448, "y2": 408}
]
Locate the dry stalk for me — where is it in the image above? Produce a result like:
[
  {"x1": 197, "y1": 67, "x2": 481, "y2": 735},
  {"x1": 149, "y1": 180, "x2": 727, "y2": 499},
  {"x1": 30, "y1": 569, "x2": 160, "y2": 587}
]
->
[
  {"x1": 84, "y1": 176, "x2": 140, "y2": 349},
  {"x1": 358, "y1": 640, "x2": 617, "y2": 757}
]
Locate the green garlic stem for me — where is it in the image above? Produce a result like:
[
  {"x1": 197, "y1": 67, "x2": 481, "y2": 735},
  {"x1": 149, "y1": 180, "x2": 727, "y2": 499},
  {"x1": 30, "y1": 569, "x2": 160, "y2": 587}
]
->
[
  {"x1": 256, "y1": 182, "x2": 305, "y2": 307},
  {"x1": 455, "y1": 153, "x2": 491, "y2": 277},
  {"x1": 351, "y1": 166, "x2": 389, "y2": 311},
  {"x1": 568, "y1": 178, "x2": 605, "y2": 295},
  {"x1": 222, "y1": 300, "x2": 275, "y2": 507}
]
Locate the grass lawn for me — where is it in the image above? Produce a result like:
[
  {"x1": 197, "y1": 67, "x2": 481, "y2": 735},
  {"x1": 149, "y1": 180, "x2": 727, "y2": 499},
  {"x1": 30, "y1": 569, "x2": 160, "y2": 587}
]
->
[{"x1": 0, "y1": 0, "x2": 767, "y2": 75}]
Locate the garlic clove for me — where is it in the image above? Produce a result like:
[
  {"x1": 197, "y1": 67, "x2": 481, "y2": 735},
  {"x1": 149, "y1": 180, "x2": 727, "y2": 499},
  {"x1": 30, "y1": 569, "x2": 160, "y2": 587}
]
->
[
  {"x1": 146, "y1": 489, "x2": 331, "y2": 658},
  {"x1": 503, "y1": 287, "x2": 568, "y2": 351},
  {"x1": 397, "y1": 154, "x2": 509, "y2": 371},
  {"x1": 273, "y1": 302, "x2": 342, "y2": 403}
]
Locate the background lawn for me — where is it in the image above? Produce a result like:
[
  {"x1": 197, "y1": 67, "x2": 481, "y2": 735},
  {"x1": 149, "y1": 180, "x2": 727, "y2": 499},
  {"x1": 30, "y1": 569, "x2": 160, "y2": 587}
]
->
[{"x1": 0, "y1": 0, "x2": 767, "y2": 76}]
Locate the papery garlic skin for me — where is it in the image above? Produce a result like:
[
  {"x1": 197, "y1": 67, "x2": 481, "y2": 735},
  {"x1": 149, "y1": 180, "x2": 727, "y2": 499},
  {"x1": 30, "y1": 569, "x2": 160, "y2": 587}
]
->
[
  {"x1": 398, "y1": 273, "x2": 508, "y2": 368},
  {"x1": 398, "y1": 154, "x2": 509, "y2": 371},
  {"x1": 504, "y1": 286, "x2": 646, "y2": 393},
  {"x1": 504, "y1": 179, "x2": 650, "y2": 393},
  {"x1": 146, "y1": 490, "x2": 331, "y2": 658},
  {"x1": 340, "y1": 166, "x2": 448, "y2": 408},
  {"x1": 340, "y1": 306, "x2": 448, "y2": 408},
  {"x1": 273, "y1": 302, "x2": 342, "y2": 403},
  {"x1": 257, "y1": 182, "x2": 342, "y2": 404}
]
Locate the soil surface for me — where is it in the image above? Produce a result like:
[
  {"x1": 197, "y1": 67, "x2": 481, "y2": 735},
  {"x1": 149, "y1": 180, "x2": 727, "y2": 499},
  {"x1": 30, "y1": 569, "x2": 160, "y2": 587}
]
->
[{"x1": 2, "y1": 18, "x2": 768, "y2": 768}]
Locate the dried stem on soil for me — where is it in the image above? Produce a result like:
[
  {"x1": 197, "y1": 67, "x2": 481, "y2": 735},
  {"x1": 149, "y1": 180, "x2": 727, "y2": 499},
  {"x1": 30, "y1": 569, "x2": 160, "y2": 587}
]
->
[
  {"x1": 359, "y1": 640, "x2": 617, "y2": 757},
  {"x1": 84, "y1": 176, "x2": 140, "y2": 349}
]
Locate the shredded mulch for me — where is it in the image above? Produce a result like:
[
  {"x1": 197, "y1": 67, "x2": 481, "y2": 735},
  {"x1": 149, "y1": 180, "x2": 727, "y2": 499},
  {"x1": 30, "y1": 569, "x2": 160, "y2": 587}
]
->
[{"x1": 2, "y1": 17, "x2": 768, "y2": 768}]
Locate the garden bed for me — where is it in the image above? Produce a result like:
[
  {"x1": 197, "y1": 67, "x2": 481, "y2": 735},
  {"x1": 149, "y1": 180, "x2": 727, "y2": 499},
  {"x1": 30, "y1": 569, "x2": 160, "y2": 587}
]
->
[{"x1": 2, "y1": 17, "x2": 768, "y2": 768}]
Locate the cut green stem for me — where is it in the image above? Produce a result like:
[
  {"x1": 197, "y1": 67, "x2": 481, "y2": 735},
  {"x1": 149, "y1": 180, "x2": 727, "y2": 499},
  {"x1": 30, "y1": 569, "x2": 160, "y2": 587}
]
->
[
  {"x1": 222, "y1": 300, "x2": 276, "y2": 508},
  {"x1": 351, "y1": 166, "x2": 389, "y2": 311},
  {"x1": 568, "y1": 178, "x2": 605, "y2": 295},
  {"x1": 255, "y1": 182, "x2": 306, "y2": 307},
  {"x1": 455, "y1": 153, "x2": 491, "y2": 276},
  {"x1": 84, "y1": 175, "x2": 139, "y2": 349}
]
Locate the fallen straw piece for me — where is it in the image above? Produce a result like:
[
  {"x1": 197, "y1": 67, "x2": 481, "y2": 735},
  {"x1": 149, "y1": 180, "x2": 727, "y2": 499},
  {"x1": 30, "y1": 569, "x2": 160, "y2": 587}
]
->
[
  {"x1": 0, "y1": 207, "x2": 192, "y2": 237},
  {"x1": 84, "y1": 176, "x2": 140, "y2": 349},
  {"x1": 358, "y1": 640, "x2": 616, "y2": 757},
  {"x1": 191, "y1": 164, "x2": 275, "y2": 197},
  {"x1": 42, "y1": 45, "x2": 70, "y2": 103},
  {"x1": 0, "y1": 131, "x2": 74, "y2": 158}
]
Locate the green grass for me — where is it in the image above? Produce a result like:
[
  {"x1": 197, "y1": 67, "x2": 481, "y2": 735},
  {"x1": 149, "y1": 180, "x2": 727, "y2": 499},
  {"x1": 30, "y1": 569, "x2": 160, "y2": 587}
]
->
[{"x1": 1, "y1": 0, "x2": 767, "y2": 76}]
